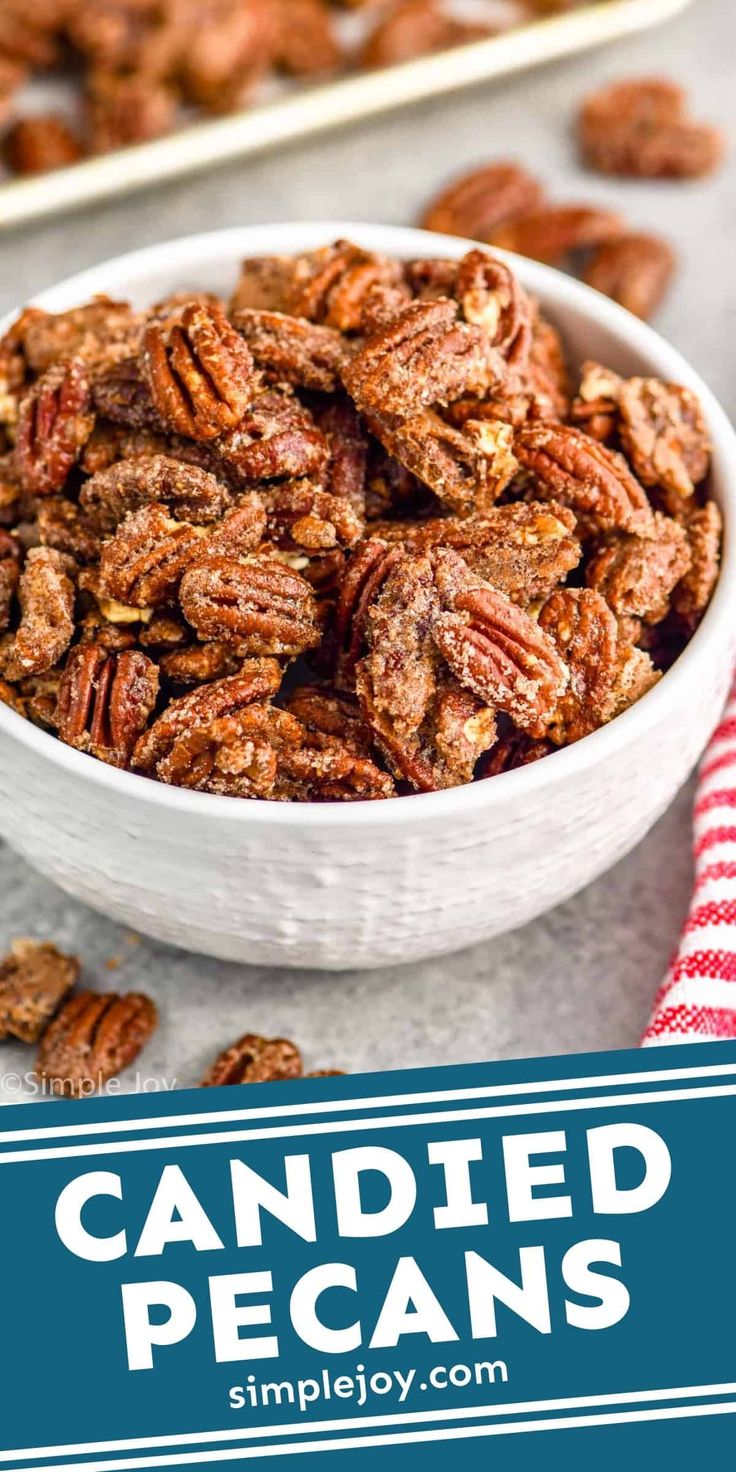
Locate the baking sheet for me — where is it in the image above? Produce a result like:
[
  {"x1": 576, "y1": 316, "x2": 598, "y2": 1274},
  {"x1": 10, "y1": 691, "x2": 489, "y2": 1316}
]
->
[{"x1": 0, "y1": 0, "x2": 697, "y2": 231}]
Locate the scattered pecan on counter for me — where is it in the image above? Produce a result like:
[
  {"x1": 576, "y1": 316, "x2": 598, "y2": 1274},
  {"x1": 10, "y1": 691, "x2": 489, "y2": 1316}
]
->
[
  {"x1": 202, "y1": 1031, "x2": 343, "y2": 1085},
  {"x1": 37, "y1": 990, "x2": 158, "y2": 1097},
  {"x1": 0, "y1": 938, "x2": 79, "y2": 1043},
  {"x1": 578, "y1": 77, "x2": 724, "y2": 179},
  {"x1": 0, "y1": 239, "x2": 721, "y2": 799}
]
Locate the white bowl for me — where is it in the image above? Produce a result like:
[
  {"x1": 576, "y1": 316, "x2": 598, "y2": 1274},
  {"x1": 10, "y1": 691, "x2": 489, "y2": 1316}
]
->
[{"x1": 1, "y1": 223, "x2": 734, "y2": 970}]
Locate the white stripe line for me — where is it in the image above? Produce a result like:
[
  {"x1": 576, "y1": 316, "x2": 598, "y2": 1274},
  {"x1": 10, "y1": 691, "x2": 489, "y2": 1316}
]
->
[
  {"x1": 0, "y1": 1081, "x2": 733, "y2": 1164},
  {"x1": 3, "y1": 1061, "x2": 736, "y2": 1143},
  {"x1": 12, "y1": 1400, "x2": 736, "y2": 1472},
  {"x1": 4, "y1": 1383, "x2": 736, "y2": 1462}
]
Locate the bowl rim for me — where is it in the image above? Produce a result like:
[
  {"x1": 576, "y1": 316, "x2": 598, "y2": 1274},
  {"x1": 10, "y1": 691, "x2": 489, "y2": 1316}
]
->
[{"x1": 1, "y1": 220, "x2": 734, "y2": 830}]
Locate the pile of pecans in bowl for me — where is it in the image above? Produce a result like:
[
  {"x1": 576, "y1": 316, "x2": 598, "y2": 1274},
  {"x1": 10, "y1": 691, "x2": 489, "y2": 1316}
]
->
[{"x1": 0, "y1": 239, "x2": 722, "y2": 801}]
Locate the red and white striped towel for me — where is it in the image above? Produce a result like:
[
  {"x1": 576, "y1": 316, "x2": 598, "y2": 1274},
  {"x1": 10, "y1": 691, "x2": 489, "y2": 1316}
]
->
[{"x1": 643, "y1": 679, "x2": 736, "y2": 1045}]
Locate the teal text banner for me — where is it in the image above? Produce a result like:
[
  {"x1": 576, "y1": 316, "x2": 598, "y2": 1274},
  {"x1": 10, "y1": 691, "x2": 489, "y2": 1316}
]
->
[{"x1": 2, "y1": 1041, "x2": 736, "y2": 1468}]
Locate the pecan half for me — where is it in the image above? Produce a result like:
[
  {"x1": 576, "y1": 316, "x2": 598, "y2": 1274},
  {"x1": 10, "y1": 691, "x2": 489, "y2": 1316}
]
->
[
  {"x1": 261, "y1": 480, "x2": 362, "y2": 552},
  {"x1": 160, "y1": 642, "x2": 245, "y2": 687},
  {"x1": 37, "y1": 990, "x2": 158, "y2": 1097},
  {"x1": 179, "y1": 555, "x2": 321, "y2": 655},
  {"x1": 334, "y1": 538, "x2": 406, "y2": 686},
  {"x1": 32, "y1": 497, "x2": 103, "y2": 564},
  {"x1": 342, "y1": 299, "x2": 504, "y2": 418},
  {"x1": 419, "y1": 161, "x2": 545, "y2": 241},
  {"x1": 58, "y1": 644, "x2": 159, "y2": 767},
  {"x1": 617, "y1": 377, "x2": 711, "y2": 508},
  {"x1": 283, "y1": 684, "x2": 376, "y2": 757},
  {"x1": 672, "y1": 501, "x2": 722, "y2": 633},
  {"x1": 202, "y1": 1032, "x2": 303, "y2": 1086},
  {"x1": 315, "y1": 397, "x2": 369, "y2": 515},
  {"x1": 4, "y1": 114, "x2": 84, "y2": 175},
  {"x1": 578, "y1": 77, "x2": 724, "y2": 179},
  {"x1": 87, "y1": 72, "x2": 178, "y2": 154},
  {"x1": 360, "y1": 0, "x2": 492, "y2": 68},
  {"x1": 216, "y1": 390, "x2": 328, "y2": 484},
  {"x1": 490, "y1": 205, "x2": 623, "y2": 266},
  {"x1": 478, "y1": 728, "x2": 554, "y2": 777},
  {"x1": 143, "y1": 303, "x2": 257, "y2": 440},
  {"x1": 80, "y1": 454, "x2": 232, "y2": 528},
  {"x1": 582, "y1": 234, "x2": 675, "y2": 321},
  {"x1": 98, "y1": 503, "x2": 205, "y2": 608},
  {"x1": 536, "y1": 587, "x2": 619, "y2": 743},
  {"x1": 22, "y1": 299, "x2": 143, "y2": 376},
  {"x1": 514, "y1": 422, "x2": 653, "y2": 534},
  {"x1": 432, "y1": 548, "x2": 568, "y2": 732},
  {"x1": 92, "y1": 356, "x2": 163, "y2": 429},
  {"x1": 232, "y1": 308, "x2": 349, "y2": 392},
  {"x1": 272, "y1": 0, "x2": 341, "y2": 75},
  {"x1": 370, "y1": 500, "x2": 580, "y2": 603},
  {"x1": 586, "y1": 512, "x2": 690, "y2": 625},
  {"x1": 16, "y1": 358, "x2": 94, "y2": 495},
  {"x1": 371, "y1": 410, "x2": 518, "y2": 516},
  {"x1": 455, "y1": 250, "x2": 532, "y2": 368},
  {"x1": 0, "y1": 938, "x2": 79, "y2": 1043},
  {"x1": 0, "y1": 547, "x2": 75, "y2": 679},
  {"x1": 133, "y1": 660, "x2": 283, "y2": 776},
  {"x1": 233, "y1": 241, "x2": 410, "y2": 335}
]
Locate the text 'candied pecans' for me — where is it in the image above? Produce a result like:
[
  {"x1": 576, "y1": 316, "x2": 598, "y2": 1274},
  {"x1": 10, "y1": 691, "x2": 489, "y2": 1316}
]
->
[{"x1": 0, "y1": 240, "x2": 721, "y2": 799}]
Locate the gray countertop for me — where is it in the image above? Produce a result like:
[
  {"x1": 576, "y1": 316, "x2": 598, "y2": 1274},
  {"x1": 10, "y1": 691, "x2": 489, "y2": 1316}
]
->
[{"x1": 0, "y1": 0, "x2": 733, "y2": 1096}]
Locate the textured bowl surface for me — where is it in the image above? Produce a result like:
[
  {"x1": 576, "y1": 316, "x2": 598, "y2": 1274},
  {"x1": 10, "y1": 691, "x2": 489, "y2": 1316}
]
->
[{"x1": 1, "y1": 223, "x2": 734, "y2": 969}]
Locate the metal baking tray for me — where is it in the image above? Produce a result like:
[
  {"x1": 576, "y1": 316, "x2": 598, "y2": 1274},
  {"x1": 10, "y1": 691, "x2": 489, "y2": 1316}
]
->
[{"x1": 0, "y1": 0, "x2": 696, "y2": 231}]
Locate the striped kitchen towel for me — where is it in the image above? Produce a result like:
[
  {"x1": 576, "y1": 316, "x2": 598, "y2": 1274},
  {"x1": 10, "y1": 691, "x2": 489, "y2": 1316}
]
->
[{"x1": 643, "y1": 679, "x2": 736, "y2": 1045}]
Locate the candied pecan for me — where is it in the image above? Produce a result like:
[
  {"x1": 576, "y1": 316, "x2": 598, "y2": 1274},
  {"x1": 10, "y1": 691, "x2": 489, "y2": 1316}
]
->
[
  {"x1": 205, "y1": 498, "x2": 267, "y2": 557},
  {"x1": 536, "y1": 587, "x2": 619, "y2": 743},
  {"x1": 179, "y1": 555, "x2": 321, "y2": 655},
  {"x1": 160, "y1": 641, "x2": 244, "y2": 686},
  {"x1": 514, "y1": 422, "x2": 653, "y2": 534},
  {"x1": 334, "y1": 538, "x2": 406, "y2": 685},
  {"x1": 607, "y1": 641, "x2": 660, "y2": 719},
  {"x1": 432, "y1": 548, "x2": 568, "y2": 732},
  {"x1": 261, "y1": 480, "x2": 362, "y2": 552},
  {"x1": 68, "y1": 0, "x2": 186, "y2": 76},
  {"x1": 490, "y1": 205, "x2": 623, "y2": 266},
  {"x1": 33, "y1": 497, "x2": 103, "y2": 564},
  {"x1": 232, "y1": 309, "x2": 349, "y2": 393},
  {"x1": 0, "y1": 938, "x2": 79, "y2": 1043},
  {"x1": 342, "y1": 299, "x2": 504, "y2": 418},
  {"x1": 0, "y1": 677, "x2": 24, "y2": 716},
  {"x1": 91, "y1": 356, "x2": 162, "y2": 429},
  {"x1": 87, "y1": 72, "x2": 177, "y2": 153},
  {"x1": 570, "y1": 360, "x2": 622, "y2": 441},
  {"x1": 364, "y1": 441, "x2": 430, "y2": 521},
  {"x1": 618, "y1": 377, "x2": 710, "y2": 507},
  {"x1": 80, "y1": 454, "x2": 232, "y2": 528},
  {"x1": 526, "y1": 308, "x2": 570, "y2": 421},
  {"x1": 273, "y1": 241, "x2": 411, "y2": 334},
  {"x1": 230, "y1": 256, "x2": 304, "y2": 315},
  {"x1": 0, "y1": 309, "x2": 45, "y2": 414},
  {"x1": 23, "y1": 299, "x2": 143, "y2": 376},
  {"x1": 578, "y1": 77, "x2": 724, "y2": 179},
  {"x1": 271, "y1": 0, "x2": 341, "y2": 75},
  {"x1": 180, "y1": 0, "x2": 273, "y2": 112},
  {"x1": 17, "y1": 667, "x2": 63, "y2": 727},
  {"x1": 360, "y1": 0, "x2": 491, "y2": 68},
  {"x1": 283, "y1": 684, "x2": 375, "y2": 757},
  {"x1": 314, "y1": 398, "x2": 369, "y2": 515},
  {"x1": 16, "y1": 358, "x2": 94, "y2": 496},
  {"x1": 672, "y1": 501, "x2": 722, "y2": 633},
  {"x1": 3, "y1": 115, "x2": 84, "y2": 176},
  {"x1": 478, "y1": 728, "x2": 554, "y2": 777},
  {"x1": 355, "y1": 552, "x2": 497, "y2": 790},
  {"x1": 78, "y1": 611, "x2": 138, "y2": 653},
  {"x1": 586, "y1": 512, "x2": 690, "y2": 625},
  {"x1": 133, "y1": 660, "x2": 282, "y2": 775},
  {"x1": 0, "y1": 530, "x2": 21, "y2": 632},
  {"x1": 419, "y1": 161, "x2": 545, "y2": 241},
  {"x1": 202, "y1": 1032, "x2": 303, "y2": 1086},
  {"x1": 404, "y1": 257, "x2": 460, "y2": 302},
  {"x1": 143, "y1": 302, "x2": 257, "y2": 441},
  {"x1": 281, "y1": 724, "x2": 396, "y2": 800},
  {"x1": 58, "y1": 644, "x2": 159, "y2": 767},
  {"x1": 0, "y1": 547, "x2": 75, "y2": 679},
  {"x1": 216, "y1": 390, "x2": 328, "y2": 484},
  {"x1": 0, "y1": 9, "x2": 58, "y2": 67},
  {"x1": 372, "y1": 410, "x2": 518, "y2": 516},
  {"x1": 582, "y1": 234, "x2": 675, "y2": 321},
  {"x1": 37, "y1": 990, "x2": 157, "y2": 1097},
  {"x1": 371, "y1": 500, "x2": 580, "y2": 603},
  {"x1": 0, "y1": 56, "x2": 24, "y2": 131},
  {"x1": 455, "y1": 250, "x2": 532, "y2": 368},
  {"x1": 0, "y1": 457, "x2": 21, "y2": 527},
  {"x1": 98, "y1": 503, "x2": 205, "y2": 607}
]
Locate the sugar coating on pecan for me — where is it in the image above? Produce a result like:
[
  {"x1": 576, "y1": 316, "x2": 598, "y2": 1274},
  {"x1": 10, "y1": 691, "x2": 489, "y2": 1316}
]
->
[
  {"x1": 179, "y1": 554, "x2": 322, "y2": 656},
  {"x1": 21, "y1": 299, "x2": 144, "y2": 375},
  {"x1": 143, "y1": 302, "x2": 257, "y2": 441},
  {"x1": 216, "y1": 390, "x2": 328, "y2": 484},
  {"x1": 36, "y1": 990, "x2": 158, "y2": 1097},
  {"x1": 578, "y1": 77, "x2": 724, "y2": 179},
  {"x1": 371, "y1": 410, "x2": 518, "y2": 516},
  {"x1": 672, "y1": 502, "x2": 722, "y2": 633},
  {"x1": 16, "y1": 358, "x2": 94, "y2": 496},
  {"x1": 617, "y1": 378, "x2": 711, "y2": 507},
  {"x1": 232, "y1": 308, "x2": 350, "y2": 393},
  {"x1": 342, "y1": 299, "x2": 505, "y2": 419},
  {"x1": 420, "y1": 161, "x2": 545, "y2": 242},
  {"x1": 133, "y1": 660, "x2": 284, "y2": 777},
  {"x1": 586, "y1": 512, "x2": 691, "y2": 625},
  {"x1": 80, "y1": 454, "x2": 232, "y2": 528},
  {"x1": 514, "y1": 422, "x2": 653, "y2": 535},
  {"x1": 98, "y1": 503, "x2": 207, "y2": 608},
  {"x1": 261, "y1": 480, "x2": 362, "y2": 553},
  {"x1": 0, "y1": 937, "x2": 79, "y2": 1044},
  {"x1": 202, "y1": 1032, "x2": 303, "y2": 1086},
  {"x1": 1, "y1": 546, "x2": 75, "y2": 679},
  {"x1": 455, "y1": 250, "x2": 532, "y2": 369},
  {"x1": 536, "y1": 587, "x2": 619, "y2": 743},
  {"x1": 58, "y1": 643, "x2": 159, "y2": 767}
]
